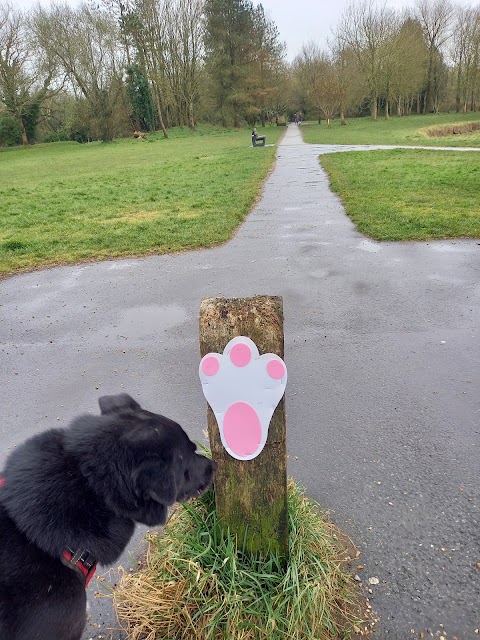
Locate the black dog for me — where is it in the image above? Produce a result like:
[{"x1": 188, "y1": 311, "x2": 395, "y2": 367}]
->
[{"x1": 0, "y1": 393, "x2": 216, "y2": 640}]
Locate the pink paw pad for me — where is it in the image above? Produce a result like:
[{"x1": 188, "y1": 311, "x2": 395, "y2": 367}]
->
[
  {"x1": 230, "y1": 343, "x2": 251, "y2": 367},
  {"x1": 202, "y1": 356, "x2": 219, "y2": 376},
  {"x1": 199, "y1": 336, "x2": 287, "y2": 460},
  {"x1": 224, "y1": 402, "x2": 261, "y2": 457}
]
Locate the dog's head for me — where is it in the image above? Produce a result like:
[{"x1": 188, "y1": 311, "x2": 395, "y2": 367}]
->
[{"x1": 65, "y1": 393, "x2": 216, "y2": 527}]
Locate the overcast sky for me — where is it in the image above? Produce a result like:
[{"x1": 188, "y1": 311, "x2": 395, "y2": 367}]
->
[{"x1": 14, "y1": 0, "x2": 474, "y2": 61}]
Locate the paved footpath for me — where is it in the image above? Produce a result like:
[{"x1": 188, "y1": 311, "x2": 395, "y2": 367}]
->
[{"x1": 1, "y1": 125, "x2": 479, "y2": 639}]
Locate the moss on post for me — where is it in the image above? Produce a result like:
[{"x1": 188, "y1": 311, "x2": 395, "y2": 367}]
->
[{"x1": 199, "y1": 296, "x2": 288, "y2": 559}]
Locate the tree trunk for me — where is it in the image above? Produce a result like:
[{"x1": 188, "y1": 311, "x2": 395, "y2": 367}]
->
[
  {"x1": 340, "y1": 110, "x2": 346, "y2": 125},
  {"x1": 152, "y1": 82, "x2": 168, "y2": 138},
  {"x1": 199, "y1": 296, "x2": 288, "y2": 560},
  {"x1": 424, "y1": 50, "x2": 433, "y2": 114},
  {"x1": 371, "y1": 95, "x2": 377, "y2": 119},
  {"x1": 18, "y1": 117, "x2": 29, "y2": 145},
  {"x1": 456, "y1": 66, "x2": 462, "y2": 113},
  {"x1": 188, "y1": 100, "x2": 195, "y2": 129}
]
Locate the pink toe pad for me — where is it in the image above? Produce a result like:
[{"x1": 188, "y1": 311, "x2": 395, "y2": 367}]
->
[
  {"x1": 267, "y1": 360, "x2": 285, "y2": 380},
  {"x1": 202, "y1": 356, "x2": 219, "y2": 376},
  {"x1": 230, "y1": 343, "x2": 251, "y2": 367}
]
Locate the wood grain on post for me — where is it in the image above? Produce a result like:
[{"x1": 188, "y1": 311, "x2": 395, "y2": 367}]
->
[{"x1": 199, "y1": 296, "x2": 288, "y2": 559}]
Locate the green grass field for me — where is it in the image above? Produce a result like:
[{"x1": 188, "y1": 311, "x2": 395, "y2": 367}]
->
[
  {"x1": 301, "y1": 112, "x2": 480, "y2": 147},
  {"x1": 0, "y1": 125, "x2": 283, "y2": 278},
  {"x1": 321, "y1": 148, "x2": 480, "y2": 240}
]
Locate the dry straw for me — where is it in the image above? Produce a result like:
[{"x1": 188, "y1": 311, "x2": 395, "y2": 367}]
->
[{"x1": 422, "y1": 121, "x2": 480, "y2": 138}]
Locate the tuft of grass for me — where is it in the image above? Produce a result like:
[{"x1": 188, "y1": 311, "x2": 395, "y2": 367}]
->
[
  {"x1": 109, "y1": 481, "x2": 366, "y2": 639},
  {"x1": 300, "y1": 112, "x2": 480, "y2": 147},
  {"x1": 0, "y1": 125, "x2": 283, "y2": 278},
  {"x1": 320, "y1": 148, "x2": 480, "y2": 241}
]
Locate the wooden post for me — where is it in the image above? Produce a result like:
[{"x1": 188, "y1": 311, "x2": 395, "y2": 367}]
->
[{"x1": 199, "y1": 295, "x2": 288, "y2": 559}]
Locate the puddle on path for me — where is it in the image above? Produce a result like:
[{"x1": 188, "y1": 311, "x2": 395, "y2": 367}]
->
[
  {"x1": 430, "y1": 243, "x2": 475, "y2": 253},
  {"x1": 309, "y1": 268, "x2": 338, "y2": 279},
  {"x1": 116, "y1": 305, "x2": 187, "y2": 338},
  {"x1": 107, "y1": 262, "x2": 139, "y2": 270},
  {"x1": 427, "y1": 273, "x2": 464, "y2": 285},
  {"x1": 356, "y1": 239, "x2": 381, "y2": 253}
]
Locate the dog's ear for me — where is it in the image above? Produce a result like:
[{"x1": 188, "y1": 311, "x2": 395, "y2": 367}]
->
[
  {"x1": 134, "y1": 461, "x2": 177, "y2": 506},
  {"x1": 99, "y1": 393, "x2": 141, "y2": 415}
]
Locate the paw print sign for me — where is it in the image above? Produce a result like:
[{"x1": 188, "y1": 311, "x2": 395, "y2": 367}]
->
[{"x1": 199, "y1": 336, "x2": 287, "y2": 461}]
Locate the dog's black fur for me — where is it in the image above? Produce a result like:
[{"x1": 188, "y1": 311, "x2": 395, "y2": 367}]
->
[{"x1": 0, "y1": 393, "x2": 216, "y2": 640}]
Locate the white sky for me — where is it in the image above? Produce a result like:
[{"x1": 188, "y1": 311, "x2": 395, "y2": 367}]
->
[
  {"x1": 261, "y1": 0, "x2": 419, "y2": 60},
  {"x1": 14, "y1": 0, "x2": 476, "y2": 61}
]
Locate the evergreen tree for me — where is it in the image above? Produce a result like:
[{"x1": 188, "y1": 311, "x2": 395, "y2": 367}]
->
[
  {"x1": 204, "y1": 0, "x2": 285, "y2": 127},
  {"x1": 126, "y1": 63, "x2": 157, "y2": 131},
  {"x1": 204, "y1": 0, "x2": 255, "y2": 127}
]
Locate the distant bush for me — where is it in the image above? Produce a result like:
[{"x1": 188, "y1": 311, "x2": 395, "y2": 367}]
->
[
  {"x1": 69, "y1": 126, "x2": 91, "y2": 144},
  {"x1": 43, "y1": 129, "x2": 70, "y2": 143},
  {"x1": 0, "y1": 113, "x2": 22, "y2": 147}
]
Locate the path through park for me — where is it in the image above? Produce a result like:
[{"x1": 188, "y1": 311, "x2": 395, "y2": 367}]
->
[{"x1": 1, "y1": 124, "x2": 479, "y2": 639}]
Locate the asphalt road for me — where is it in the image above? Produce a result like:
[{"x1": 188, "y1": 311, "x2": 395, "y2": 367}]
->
[{"x1": 1, "y1": 125, "x2": 479, "y2": 639}]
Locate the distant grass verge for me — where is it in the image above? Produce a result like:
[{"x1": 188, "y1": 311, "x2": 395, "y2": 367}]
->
[
  {"x1": 321, "y1": 148, "x2": 480, "y2": 241},
  {"x1": 301, "y1": 112, "x2": 480, "y2": 147},
  {"x1": 0, "y1": 125, "x2": 283, "y2": 279},
  {"x1": 107, "y1": 482, "x2": 371, "y2": 639}
]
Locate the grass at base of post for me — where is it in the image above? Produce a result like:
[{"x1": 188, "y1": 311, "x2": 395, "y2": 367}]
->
[{"x1": 109, "y1": 481, "x2": 372, "y2": 639}]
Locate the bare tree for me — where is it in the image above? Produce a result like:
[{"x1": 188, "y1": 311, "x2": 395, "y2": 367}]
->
[
  {"x1": 163, "y1": 0, "x2": 204, "y2": 128},
  {"x1": 336, "y1": 0, "x2": 397, "y2": 119},
  {"x1": 382, "y1": 15, "x2": 428, "y2": 117},
  {"x1": 0, "y1": 2, "x2": 59, "y2": 144},
  {"x1": 395, "y1": 17, "x2": 428, "y2": 115},
  {"x1": 311, "y1": 55, "x2": 344, "y2": 125},
  {"x1": 415, "y1": 0, "x2": 454, "y2": 113},
  {"x1": 292, "y1": 42, "x2": 323, "y2": 120},
  {"x1": 32, "y1": 3, "x2": 126, "y2": 141},
  {"x1": 451, "y1": 6, "x2": 480, "y2": 112},
  {"x1": 294, "y1": 46, "x2": 344, "y2": 125},
  {"x1": 265, "y1": 58, "x2": 290, "y2": 123}
]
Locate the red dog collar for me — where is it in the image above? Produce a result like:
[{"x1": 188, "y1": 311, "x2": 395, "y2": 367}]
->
[
  {"x1": 61, "y1": 548, "x2": 97, "y2": 588},
  {"x1": 0, "y1": 476, "x2": 96, "y2": 589}
]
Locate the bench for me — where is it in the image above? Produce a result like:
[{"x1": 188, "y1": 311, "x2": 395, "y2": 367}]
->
[{"x1": 252, "y1": 130, "x2": 266, "y2": 147}]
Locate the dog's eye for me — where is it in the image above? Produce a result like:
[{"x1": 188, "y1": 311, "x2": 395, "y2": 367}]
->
[{"x1": 184, "y1": 470, "x2": 191, "y2": 481}]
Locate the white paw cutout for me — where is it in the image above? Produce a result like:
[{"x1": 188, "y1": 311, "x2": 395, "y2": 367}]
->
[{"x1": 199, "y1": 336, "x2": 287, "y2": 460}]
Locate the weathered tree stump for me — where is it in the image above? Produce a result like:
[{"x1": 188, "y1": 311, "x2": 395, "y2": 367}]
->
[{"x1": 199, "y1": 296, "x2": 288, "y2": 558}]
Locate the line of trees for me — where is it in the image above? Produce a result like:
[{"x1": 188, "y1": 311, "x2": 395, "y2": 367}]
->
[
  {"x1": 293, "y1": 0, "x2": 480, "y2": 125},
  {"x1": 1, "y1": 0, "x2": 479, "y2": 146},
  {"x1": 0, "y1": 0, "x2": 287, "y2": 145}
]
